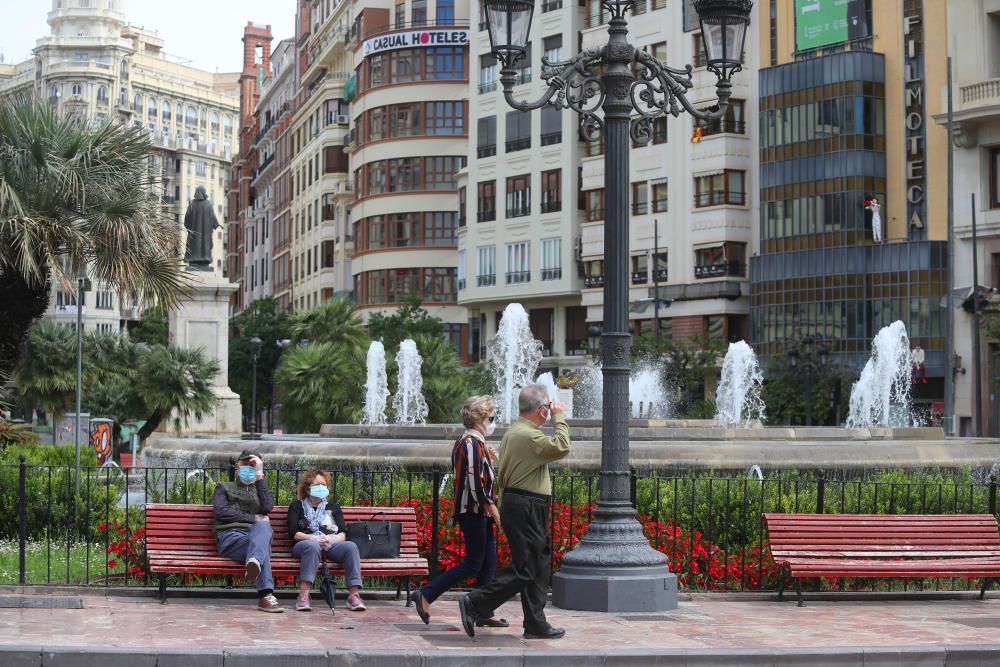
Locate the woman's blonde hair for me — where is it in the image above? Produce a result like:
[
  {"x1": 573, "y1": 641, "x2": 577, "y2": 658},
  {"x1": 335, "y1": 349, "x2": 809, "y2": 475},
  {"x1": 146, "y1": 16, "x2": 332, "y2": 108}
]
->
[
  {"x1": 461, "y1": 395, "x2": 496, "y2": 429},
  {"x1": 297, "y1": 470, "x2": 330, "y2": 500}
]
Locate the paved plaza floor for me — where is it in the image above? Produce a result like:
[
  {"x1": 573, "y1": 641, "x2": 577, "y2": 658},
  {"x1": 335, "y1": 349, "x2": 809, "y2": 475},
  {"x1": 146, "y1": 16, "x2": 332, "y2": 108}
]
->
[{"x1": 2, "y1": 589, "x2": 1000, "y2": 665}]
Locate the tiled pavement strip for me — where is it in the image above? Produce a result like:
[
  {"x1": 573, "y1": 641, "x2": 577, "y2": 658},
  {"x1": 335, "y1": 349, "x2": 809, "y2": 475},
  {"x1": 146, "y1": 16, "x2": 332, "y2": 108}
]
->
[{"x1": 1, "y1": 591, "x2": 1000, "y2": 665}]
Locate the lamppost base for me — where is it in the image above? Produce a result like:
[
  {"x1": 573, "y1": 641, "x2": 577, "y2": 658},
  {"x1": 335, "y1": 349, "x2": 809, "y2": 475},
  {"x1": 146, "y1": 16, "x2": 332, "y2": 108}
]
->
[{"x1": 552, "y1": 565, "x2": 677, "y2": 612}]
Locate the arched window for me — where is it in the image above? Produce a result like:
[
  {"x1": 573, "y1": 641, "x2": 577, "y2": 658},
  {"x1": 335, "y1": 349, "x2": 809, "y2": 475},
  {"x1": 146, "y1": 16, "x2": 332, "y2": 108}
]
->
[
  {"x1": 148, "y1": 97, "x2": 156, "y2": 120},
  {"x1": 96, "y1": 85, "x2": 108, "y2": 103},
  {"x1": 186, "y1": 106, "x2": 197, "y2": 126},
  {"x1": 223, "y1": 114, "x2": 233, "y2": 134},
  {"x1": 200, "y1": 109, "x2": 207, "y2": 128},
  {"x1": 119, "y1": 59, "x2": 128, "y2": 77},
  {"x1": 176, "y1": 103, "x2": 182, "y2": 122},
  {"x1": 50, "y1": 85, "x2": 60, "y2": 98},
  {"x1": 211, "y1": 112, "x2": 220, "y2": 134},
  {"x1": 134, "y1": 93, "x2": 142, "y2": 111},
  {"x1": 162, "y1": 100, "x2": 171, "y2": 120},
  {"x1": 71, "y1": 83, "x2": 83, "y2": 96}
]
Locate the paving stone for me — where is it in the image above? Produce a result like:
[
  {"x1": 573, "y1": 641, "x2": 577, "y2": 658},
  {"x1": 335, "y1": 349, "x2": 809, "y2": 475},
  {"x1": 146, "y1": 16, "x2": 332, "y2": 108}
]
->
[
  {"x1": 223, "y1": 649, "x2": 327, "y2": 667},
  {"x1": 603, "y1": 649, "x2": 687, "y2": 666},
  {"x1": 42, "y1": 648, "x2": 157, "y2": 667},
  {"x1": 944, "y1": 645, "x2": 1000, "y2": 666},
  {"x1": 863, "y1": 646, "x2": 946, "y2": 667},
  {"x1": 0, "y1": 647, "x2": 43, "y2": 667},
  {"x1": 156, "y1": 648, "x2": 223, "y2": 667},
  {"x1": 328, "y1": 650, "x2": 422, "y2": 667},
  {"x1": 421, "y1": 649, "x2": 524, "y2": 667},
  {"x1": 523, "y1": 649, "x2": 604, "y2": 666}
]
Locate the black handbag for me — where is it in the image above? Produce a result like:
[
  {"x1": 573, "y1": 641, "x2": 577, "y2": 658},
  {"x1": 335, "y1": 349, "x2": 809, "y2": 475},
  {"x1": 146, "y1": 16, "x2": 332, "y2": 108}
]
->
[{"x1": 346, "y1": 511, "x2": 402, "y2": 559}]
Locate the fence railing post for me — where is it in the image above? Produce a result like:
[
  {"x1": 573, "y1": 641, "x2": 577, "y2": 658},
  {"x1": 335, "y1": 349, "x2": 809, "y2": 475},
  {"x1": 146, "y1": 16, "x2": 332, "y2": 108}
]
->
[
  {"x1": 990, "y1": 474, "x2": 997, "y2": 516},
  {"x1": 816, "y1": 477, "x2": 825, "y2": 515},
  {"x1": 431, "y1": 470, "x2": 441, "y2": 577},
  {"x1": 18, "y1": 453, "x2": 27, "y2": 585}
]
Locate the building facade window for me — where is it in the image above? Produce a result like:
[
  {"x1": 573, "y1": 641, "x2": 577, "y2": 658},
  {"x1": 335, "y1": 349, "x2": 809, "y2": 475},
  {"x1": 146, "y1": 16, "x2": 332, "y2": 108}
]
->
[
  {"x1": 436, "y1": 0, "x2": 455, "y2": 24},
  {"x1": 541, "y1": 106, "x2": 562, "y2": 145},
  {"x1": 412, "y1": 0, "x2": 427, "y2": 26},
  {"x1": 541, "y1": 169, "x2": 561, "y2": 213},
  {"x1": 543, "y1": 34, "x2": 563, "y2": 62},
  {"x1": 694, "y1": 241, "x2": 746, "y2": 279},
  {"x1": 696, "y1": 99, "x2": 746, "y2": 135},
  {"x1": 457, "y1": 249, "x2": 466, "y2": 289},
  {"x1": 653, "y1": 251, "x2": 668, "y2": 281},
  {"x1": 478, "y1": 180, "x2": 496, "y2": 221},
  {"x1": 506, "y1": 241, "x2": 530, "y2": 283},
  {"x1": 354, "y1": 267, "x2": 456, "y2": 305},
  {"x1": 505, "y1": 110, "x2": 531, "y2": 152},
  {"x1": 652, "y1": 181, "x2": 668, "y2": 212},
  {"x1": 356, "y1": 156, "x2": 465, "y2": 197},
  {"x1": 479, "y1": 53, "x2": 497, "y2": 93},
  {"x1": 458, "y1": 187, "x2": 466, "y2": 227},
  {"x1": 585, "y1": 188, "x2": 604, "y2": 222},
  {"x1": 694, "y1": 170, "x2": 745, "y2": 207},
  {"x1": 476, "y1": 245, "x2": 496, "y2": 286},
  {"x1": 631, "y1": 254, "x2": 648, "y2": 284},
  {"x1": 94, "y1": 291, "x2": 114, "y2": 309},
  {"x1": 541, "y1": 237, "x2": 561, "y2": 280},
  {"x1": 477, "y1": 115, "x2": 497, "y2": 157},
  {"x1": 426, "y1": 101, "x2": 464, "y2": 135},
  {"x1": 506, "y1": 174, "x2": 531, "y2": 218},
  {"x1": 632, "y1": 181, "x2": 648, "y2": 215},
  {"x1": 991, "y1": 147, "x2": 1000, "y2": 209}
]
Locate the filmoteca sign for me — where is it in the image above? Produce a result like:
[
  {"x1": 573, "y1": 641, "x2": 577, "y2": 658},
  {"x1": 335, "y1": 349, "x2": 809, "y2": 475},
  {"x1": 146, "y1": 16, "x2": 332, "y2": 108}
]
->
[{"x1": 362, "y1": 29, "x2": 470, "y2": 57}]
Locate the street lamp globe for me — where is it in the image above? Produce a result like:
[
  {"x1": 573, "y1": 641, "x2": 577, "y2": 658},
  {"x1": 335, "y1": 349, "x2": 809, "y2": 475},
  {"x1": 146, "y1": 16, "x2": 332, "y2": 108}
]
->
[
  {"x1": 482, "y1": 0, "x2": 534, "y2": 69},
  {"x1": 249, "y1": 336, "x2": 263, "y2": 357},
  {"x1": 694, "y1": 0, "x2": 753, "y2": 80}
]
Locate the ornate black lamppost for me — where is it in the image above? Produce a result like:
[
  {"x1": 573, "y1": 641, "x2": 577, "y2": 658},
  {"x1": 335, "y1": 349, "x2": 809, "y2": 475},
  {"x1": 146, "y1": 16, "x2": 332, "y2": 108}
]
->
[
  {"x1": 787, "y1": 335, "x2": 830, "y2": 426},
  {"x1": 248, "y1": 336, "x2": 262, "y2": 438},
  {"x1": 483, "y1": 0, "x2": 752, "y2": 612}
]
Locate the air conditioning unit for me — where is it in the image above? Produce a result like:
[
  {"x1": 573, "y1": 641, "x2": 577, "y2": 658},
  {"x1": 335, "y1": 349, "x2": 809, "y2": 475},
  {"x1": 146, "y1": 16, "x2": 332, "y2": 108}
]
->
[{"x1": 336, "y1": 114, "x2": 350, "y2": 126}]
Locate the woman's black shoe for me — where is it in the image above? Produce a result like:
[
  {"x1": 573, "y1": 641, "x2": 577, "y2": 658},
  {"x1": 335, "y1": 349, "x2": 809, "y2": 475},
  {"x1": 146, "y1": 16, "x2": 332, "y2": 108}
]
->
[
  {"x1": 457, "y1": 594, "x2": 477, "y2": 638},
  {"x1": 523, "y1": 626, "x2": 566, "y2": 640},
  {"x1": 409, "y1": 590, "x2": 430, "y2": 625}
]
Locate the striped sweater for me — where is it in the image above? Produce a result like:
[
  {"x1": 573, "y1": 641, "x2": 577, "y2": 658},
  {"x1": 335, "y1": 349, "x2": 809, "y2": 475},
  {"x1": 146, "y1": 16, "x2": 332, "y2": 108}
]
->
[{"x1": 451, "y1": 430, "x2": 496, "y2": 519}]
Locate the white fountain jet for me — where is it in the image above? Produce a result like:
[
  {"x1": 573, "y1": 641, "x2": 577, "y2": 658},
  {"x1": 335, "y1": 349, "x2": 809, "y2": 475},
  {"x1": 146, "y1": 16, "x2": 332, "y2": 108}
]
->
[
  {"x1": 486, "y1": 303, "x2": 544, "y2": 424},
  {"x1": 361, "y1": 341, "x2": 390, "y2": 425},
  {"x1": 392, "y1": 339, "x2": 429, "y2": 425},
  {"x1": 847, "y1": 320, "x2": 913, "y2": 428},
  {"x1": 714, "y1": 340, "x2": 766, "y2": 427}
]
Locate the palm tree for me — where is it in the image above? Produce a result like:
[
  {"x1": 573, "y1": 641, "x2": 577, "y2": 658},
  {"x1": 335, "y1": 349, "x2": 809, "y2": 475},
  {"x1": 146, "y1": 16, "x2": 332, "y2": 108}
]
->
[
  {"x1": 288, "y1": 296, "x2": 367, "y2": 350},
  {"x1": 275, "y1": 342, "x2": 365, "y2": 432},
  {"x1": 13, "y1": 320, "x2": 78, "y2": 419},
  {"x1": 134, "y1": 346, "x2": 220, "y2": 440},
  {"x1": 0, "y1": 95, "x2": 186, "y2": 378}
]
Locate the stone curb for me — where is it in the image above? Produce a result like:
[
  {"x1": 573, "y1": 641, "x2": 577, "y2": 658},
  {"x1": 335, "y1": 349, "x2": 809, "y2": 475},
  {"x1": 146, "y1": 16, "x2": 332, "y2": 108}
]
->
[{"x1": 2, "y1": 644, "x2": 998, "y2": 666}]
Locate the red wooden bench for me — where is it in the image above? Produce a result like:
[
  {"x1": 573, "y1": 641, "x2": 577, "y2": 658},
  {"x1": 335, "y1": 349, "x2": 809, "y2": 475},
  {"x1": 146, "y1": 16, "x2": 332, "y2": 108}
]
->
[
  {"x1": 763, "y1": 513, "x2": 1000, "y2": 606},
  {"x1": 146, "y1": 504, "x2": 428, "y2": 604}
]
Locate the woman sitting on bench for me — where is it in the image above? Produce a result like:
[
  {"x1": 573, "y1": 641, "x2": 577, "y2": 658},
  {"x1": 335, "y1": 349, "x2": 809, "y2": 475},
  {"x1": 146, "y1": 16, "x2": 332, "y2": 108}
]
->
[{"x1": 288, "y1": 470, "x2": 366, "y2": 612}]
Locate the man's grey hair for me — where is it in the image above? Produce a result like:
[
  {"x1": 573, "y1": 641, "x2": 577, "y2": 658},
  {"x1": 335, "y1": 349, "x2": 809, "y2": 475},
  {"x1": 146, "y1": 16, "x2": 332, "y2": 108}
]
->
[{"x1": 518, "y1": 384, "x2": 549, "y2": 414}]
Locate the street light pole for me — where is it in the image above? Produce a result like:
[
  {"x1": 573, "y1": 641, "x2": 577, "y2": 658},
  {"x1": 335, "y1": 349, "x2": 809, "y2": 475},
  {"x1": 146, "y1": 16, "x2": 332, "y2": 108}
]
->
[
  {"x1": 483, "y1": 0, "x2": 752, "y2": 613},
  {"x1": 248, "y1": 336, "x2": 262, "y2": 438},
  {"x1": 74, "y1": 271, "x2": 84, "y2": 496},
  {"x1": 653, "y1": 218, "x2": 660, "y2": 344}
]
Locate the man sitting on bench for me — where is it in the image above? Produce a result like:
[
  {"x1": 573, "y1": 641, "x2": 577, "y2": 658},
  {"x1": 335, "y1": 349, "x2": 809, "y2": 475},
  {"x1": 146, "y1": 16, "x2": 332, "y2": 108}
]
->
[{"x1": 213, "y1": 450, "x2": 283, "y2": 613}]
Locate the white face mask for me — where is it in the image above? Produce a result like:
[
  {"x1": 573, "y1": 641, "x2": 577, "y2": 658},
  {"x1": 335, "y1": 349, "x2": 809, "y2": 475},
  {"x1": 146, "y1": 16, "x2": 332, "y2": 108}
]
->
[{"x1": 484, "y1": 420, "x2": 497, "y2": 436}]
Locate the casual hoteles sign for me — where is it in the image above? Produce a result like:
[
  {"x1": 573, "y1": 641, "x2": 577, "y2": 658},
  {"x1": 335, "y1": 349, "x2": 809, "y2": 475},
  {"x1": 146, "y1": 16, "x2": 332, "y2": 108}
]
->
[{"x1": 362, "y1": 29, "x2": 470, "y2": 57}]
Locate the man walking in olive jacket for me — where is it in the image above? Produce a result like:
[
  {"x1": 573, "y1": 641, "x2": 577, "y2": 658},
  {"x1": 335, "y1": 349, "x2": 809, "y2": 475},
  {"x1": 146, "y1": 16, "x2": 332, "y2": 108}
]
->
[{"x1": 458, "y1": 384, "x2": 571, "y2": 639}]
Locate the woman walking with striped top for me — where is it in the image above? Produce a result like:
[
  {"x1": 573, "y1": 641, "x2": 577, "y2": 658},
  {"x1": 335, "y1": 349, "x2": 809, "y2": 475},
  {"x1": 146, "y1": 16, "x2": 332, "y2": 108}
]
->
[{"x1": 409, "y1": 395, "x2": 507, "y2": 627}]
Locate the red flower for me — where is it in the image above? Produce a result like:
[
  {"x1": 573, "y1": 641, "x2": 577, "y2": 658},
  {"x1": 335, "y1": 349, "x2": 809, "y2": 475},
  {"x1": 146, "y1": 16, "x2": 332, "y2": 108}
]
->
[{"x1": 108, "y1": 559, "x2": 118, "y2": 568}]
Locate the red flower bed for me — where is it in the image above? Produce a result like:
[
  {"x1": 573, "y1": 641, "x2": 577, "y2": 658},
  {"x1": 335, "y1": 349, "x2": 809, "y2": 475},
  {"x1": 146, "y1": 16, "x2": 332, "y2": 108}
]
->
[
  {"x1": 400, "y1": 499, "x2": 779, "y2": 591},
  {"x1": 99, "y1": 521, "x2": 147, "y2": 578}
]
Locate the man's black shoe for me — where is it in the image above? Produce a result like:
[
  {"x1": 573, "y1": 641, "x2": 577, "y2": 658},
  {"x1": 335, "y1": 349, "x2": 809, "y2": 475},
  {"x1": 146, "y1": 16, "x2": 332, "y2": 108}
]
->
[
  {"x1": 523, "y1": 627, "x2": 566, "y2": 640},
  {"x1": 457, "y1": 594, "x2": 476, "y2": 638}
]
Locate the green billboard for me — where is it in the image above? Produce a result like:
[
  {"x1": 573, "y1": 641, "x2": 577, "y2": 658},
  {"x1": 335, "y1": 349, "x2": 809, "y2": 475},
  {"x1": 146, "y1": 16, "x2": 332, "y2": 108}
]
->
[{"x1": 795, "y1": 0, "x2": 850, "y2": 51}]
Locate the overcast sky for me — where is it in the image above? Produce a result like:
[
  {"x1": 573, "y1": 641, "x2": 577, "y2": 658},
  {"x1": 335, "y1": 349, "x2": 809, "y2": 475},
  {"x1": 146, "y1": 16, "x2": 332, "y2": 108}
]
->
[{"x1": 0, "y1": 0, "x2": 296, "y2": 73}]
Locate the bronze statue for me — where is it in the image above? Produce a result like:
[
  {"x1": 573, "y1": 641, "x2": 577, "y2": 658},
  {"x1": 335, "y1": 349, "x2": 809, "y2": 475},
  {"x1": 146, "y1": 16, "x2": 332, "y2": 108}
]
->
[{"x1": 183, "y1": 186, "x2": 221, "y2": 269}]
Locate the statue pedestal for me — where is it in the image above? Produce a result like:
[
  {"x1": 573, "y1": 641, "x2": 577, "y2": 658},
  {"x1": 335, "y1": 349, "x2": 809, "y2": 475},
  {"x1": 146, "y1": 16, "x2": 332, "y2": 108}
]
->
[{"x1": 168, "y1": 270, "x2": 242, "y2": 436}]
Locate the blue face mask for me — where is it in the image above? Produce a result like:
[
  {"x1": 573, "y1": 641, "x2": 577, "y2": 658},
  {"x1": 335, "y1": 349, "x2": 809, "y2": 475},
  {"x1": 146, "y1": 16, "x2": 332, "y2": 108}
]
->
[
  {"x1": 238, "y1": 466, "x2": 256, "y2": 484},
  {"x1": 310, "y1": 484, "x2": 329, "y2": 499}
]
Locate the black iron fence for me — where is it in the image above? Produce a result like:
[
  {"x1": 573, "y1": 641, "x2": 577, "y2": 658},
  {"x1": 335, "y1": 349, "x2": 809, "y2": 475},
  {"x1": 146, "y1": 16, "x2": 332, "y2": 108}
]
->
[{"x1": 3, "y1": 457, "x2": 998, "y2": 595}]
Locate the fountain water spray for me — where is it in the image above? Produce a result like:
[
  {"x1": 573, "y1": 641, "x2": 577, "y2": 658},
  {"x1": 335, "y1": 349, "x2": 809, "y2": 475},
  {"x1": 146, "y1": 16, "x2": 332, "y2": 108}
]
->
[
  {"x1": 486, "y1": 304, "x2": 543, "y2": 424},
  {"x1": 392, "y1": 339, "x2": 428, "y2": 425},
  {"x1": 714, "y1": 341, "x2": 765, "y2": 427},
  {"x1": 535, "y1": 372, "x2": 561, "y2": 404},
  {"x1": 361, "y1": 341, "x2": 390, "y2": 425},
  {"x1": 572, "y1": 362, "x2": 670, "y2": 419},
  {"x1": 847, "y1": 321, "x2": 913, "y2": 428}
]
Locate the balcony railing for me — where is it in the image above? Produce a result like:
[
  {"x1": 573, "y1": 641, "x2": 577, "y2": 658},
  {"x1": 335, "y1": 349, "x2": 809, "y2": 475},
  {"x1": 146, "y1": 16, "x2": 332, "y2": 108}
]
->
[
  {"x1": 697, "y1": 119, "x2": 747, "y2": 137},
  {"x1": 506, "y1": 137, "x2": 530, "y2": 152},
  {"x1": 457, "y1": 278, "x2": 466, "y2": 290},
  {"x1": 540, "y1": 342, "x2": 553, "y2": 357},
  {"x1": 631, "y1": 271, "x2": 648, "y2": 284},
  {"x1": 585, "y1": 208, "x2": 604, "y2": 222},
  {"x1": 506, "y1": 205, "x2": 530, "y2": 218},
  {"x1": 506, "y1": 270, "x2": 531, "y2": 284},
  {"x1": 477, "y1": 144, "x2": 497, "y2": 158},
  {"x1": 542, "y1": 0, "x2": 563, "y2": 11},
  {"x1": 653, "y1": 199, "x2": 668, "y2": 213},
  {"x1": 540, "y1": 131, "x2": 562, "y2": 146},
  {"x1": 515, "y1": 68, "x2": 532, "y2": 85},
  {"x1": 478, "y1": 80, "x2": 497, "y2": 94},
  {"x1": 653, "y1": 268, "x2": 668, "y2": 282},
  {"x1": 566, "y1": 338, "x2": 590, "y2": 356},
  {"x1": 694, "y1": 191, "x2": 746, "y2": 208},
  {"x1": 694, "y1": 261, "x2": 745, "y2": 279},
  {"x1": 541, "y1": 200, "x2": 562, "y2": 213},
  {"x1": 477, "y1": 210, "x2": 496, "y2": 222},
  {"x1": 632, "y1": 202, "x2": 648, "y2": 215},
  {"x1": 541, "y1": 267, "x2": 562, "y2": 281},
  {"x1": 584, "y1": 275, "x2": 604, "y2": 288},
  {"x1": 477, "y1": 274, "x2": 496, "y2": 287}
]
